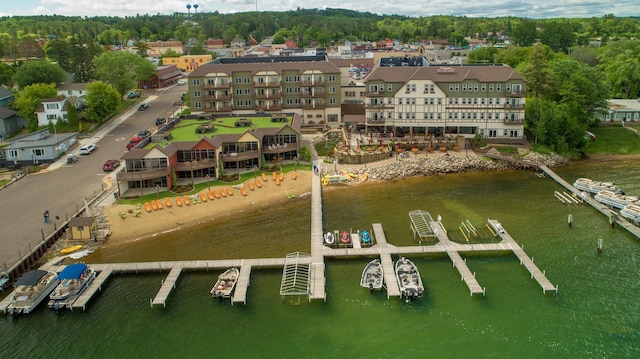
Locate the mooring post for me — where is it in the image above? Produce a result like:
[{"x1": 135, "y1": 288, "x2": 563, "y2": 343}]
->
[{"x1": 597, "y1": 238, "x2": 603, "y2": 254}]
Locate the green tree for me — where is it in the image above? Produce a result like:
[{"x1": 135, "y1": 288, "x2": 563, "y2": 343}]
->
[
  {"x1": 512, "y1": 20, "x2": 538, "y2": 47},
  {"x1": 467, "y1": 47, "x2": 498, "y2": 64},
  {"x1": 12, "y1": 83, "x2": 57, "y2": 130},
  {"x1": 83, "y1": 81, "x2": 121, "y2": 123},
  {"x1": 44, "y1": 38, "x2": 72, "y2": 71},
  {"x1": 162, "y1": 49, "x2": 181, "y2": 58},
  {"x1": 92, "y1": 51, "x2": 156, "y2": 96},
  {"x1": 539, "y1": 21, "x2": 575, "y2": 53},
  {"x1": 520, "y1": 43, "x2": 553, "y2": 99},
  {"x1": 188, "y1": 42, "x2": 207, "y2": 55},
  {"x1": 12, "y1": 60, "x2": 65, "y2": 88},
  {"x1": 0, "y1": 63, "x2": 16, "y2": 86}
]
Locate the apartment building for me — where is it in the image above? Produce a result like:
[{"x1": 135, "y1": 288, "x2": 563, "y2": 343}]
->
[
  {"x1": 363, "y1": 64, "x2": 526, "y2": 141},
  {"x1": 186, "y1": 56, "x2": 343, "y2": 129}
]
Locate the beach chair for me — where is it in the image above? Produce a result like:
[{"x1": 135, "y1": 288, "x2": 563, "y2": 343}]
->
[
  {"x1": 145, "y1": 202, "x2": 152, "y2": 212},
  {"x1": 241, "y1": 186, "x2": 247, "y2": 196},
  {"x1": 151, "y1": 201, "x2": 158, "y2": 210},
  {"x1": 226, "y1": 187, "x2": 234, "y2": 196},
  {"x1": 208, "y1": 191, "x2": 215, "y2": 200},
  {"x1": 272, "y1": 172, "x2": 276, "y2": 180},
  {"x1": 176, "y1": 197, "x2": 183, "y2": 206},
  {"x1": 200, "y1": 192, "x2": 207, "y2": 202},
  {"x1": 255, "y1": 179, "x2": 262, "y2": 188},
  {"x1": 279, "y1": 172, "x2": 284, "y2": 181},
  {"x1": 276, "y1": 178, "x2": 281, "y2": 186},
  {"x1": 183, "y1": 195, "x2": 191, "y2": 205},
  {"x1": 220, "y1": 189, "x2": 227, "y2": 197},
  {"x1": 213, "y1": 189, "x2": 221, "y2": 199},
  {"x1": 292, "y1": 172, "x2": 297, "y2": 180},
  {"x1": 261, "y1": 173, "x2": 267, "y2": 182},
  {"x1": 249, "y1": 182, "x2": 255, "y2": 191},
  {"x1": 156, "y1": 200, "x2": 163, "y2": 209},
  {"x1": 165, "y1": 198, "x2": 172, "y2": 207}
]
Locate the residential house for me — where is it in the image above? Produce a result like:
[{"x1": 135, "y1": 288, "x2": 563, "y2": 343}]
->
[
  {"x1": 206, "y1": 39, "x2": 225, "y2": 51},
  {"x1": 0, "y1": 107, "x2": 27, "y2": 140},
  {"x1": 57, "y1": 83, "x2": 88, "y2": 98},
  {"x1": 139, "y1": 65, "x2": 183, "y2": 89},
  {"x1": 598, "y1": 99, "x2": 640, "y2": 123},
  {"x1": 284, "y1": 39, "x2": 297, "y2": 49},
  {"x1": 3, "y1": 129, "x2": 78, "y2": 167},
  {"x1": 35, "y1": 97, "x2": 71, "y2": 127},
  {"x1": 0, "y1": 86, "x2": 13, "y2": 107}
]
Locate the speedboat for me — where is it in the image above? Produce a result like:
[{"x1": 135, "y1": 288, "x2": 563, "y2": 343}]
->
[
  {"x1": 360, "y1": 259, "x2": 384, "y2": 292},
  {"x1": 621, "y1": 204, "x2": 640, "y2": 224},
  {"x1": 323, "y1": 232, "x2": 335, "y2": 245},
  {"x1": 360, "y1": 230, "x2": 372, "y2": 244},
  {"x1": 340, "y1": 231, "x2": 351, "y2": 244},
  {"x1": 595, "y1": 189, "x2": 639, "y2": 210},
  {"x1": 6, "y1": 270, "x2": 59, "y2": 316},
  {"x1": 395, "y1": 257, "x2": 424, "y2": 302},
  {"x1": 210, "y1": 268, "x2": 240, "y2": 300},
  {"x1": 48, "y1": 263, "x2": 96, "y2": 312}
]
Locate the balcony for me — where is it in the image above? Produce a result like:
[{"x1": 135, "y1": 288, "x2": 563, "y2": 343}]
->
[
  {"x1": 366, "y1": 91, "x2": 386, "y2": 97},
  {"x1": 262, "y1": 143, "x2": 297, "y2": 154},
  {"x1": 301, "y1": 90, "x2": 325, "y2": 97},
  {"x1": 203, "y1": 93, "x2": 231, "y2": 101},
  {"x1": 203, "y1": 82, "x2": 231, "y2": 89},
  {"x1": 173, "y1": 158, "x2": 217, "y2": 172},
  {"x1": 367, "y1": 103, "x2": 393, "y2": 109},
  {"x1": 302, "y1": 101, "x2": 325, "y2": 109},
  {"x1": 301, "y1": 80, "x2": 324, "y2": 85},
  {"x1": 505, "y1": 103, "x2": 525, "y2": 109},
  {"x1": 506, "y1": 90, "x2": 525, "y2": 97},
  {"x1": 367, "y1": 118, "x2": 386, "y2": 124},
  {"x1": 220, "y1": 150, "x2": 260, "y2": 162},
  {"x1": 256, "y1": 104, "x2": 282, "y2": 111},
  {"x1": 204, "y1": 105, "x2": 232, "y2": 112},
  {"x1": 504, "y1": 118, "x2": 524, "y2": 125},
  {"x1": 254, "y1": 81, "x2": 281, "y2": 88},
  {"x1": 117, "y1": 167, "x2": 170, "y2": 181}
]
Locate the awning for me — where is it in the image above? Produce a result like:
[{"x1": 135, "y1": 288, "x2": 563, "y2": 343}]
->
[
  {"x1": 13, "y1": 270, "x2": 48, "y2": 287},
  {"x1": 57, "y1": 263, "x2": 88, "y2": 280}
]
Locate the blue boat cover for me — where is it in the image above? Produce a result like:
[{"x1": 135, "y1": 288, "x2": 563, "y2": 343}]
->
[
  {"x1": 14, "y1": 270, "x2": 48, "y2": 287},
  {"x1": 57, "y1": 263, "x2": 88, "y2": 280}
]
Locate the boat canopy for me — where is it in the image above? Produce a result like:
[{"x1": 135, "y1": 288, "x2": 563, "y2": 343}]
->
[
  {"x1": 57, "y1": 263, "x2": 88, "y2": 280},
  {"x1": 13, "y1": 270, "x2": 48, "y2": 287}
]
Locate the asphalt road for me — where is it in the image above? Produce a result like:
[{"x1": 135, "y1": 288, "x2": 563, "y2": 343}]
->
[{"x1": 0, "y1": 85, "x2": 186, "y2": 272}]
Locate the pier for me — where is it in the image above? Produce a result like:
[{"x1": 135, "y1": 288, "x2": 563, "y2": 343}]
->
[
  {"x1": 232, "y1": 263, "x2": 252, "y2": 305},
  {"x1": 151, "y1": 265, "x2": 183, "y2": 308}
]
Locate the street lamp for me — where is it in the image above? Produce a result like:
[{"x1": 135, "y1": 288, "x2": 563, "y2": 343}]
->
[
  {"x1": 52, "y1": 120, "x2": 59, "y2": 157},
  {"x1": 206, "y1": 174, "x2": 210, "y2": 191}
]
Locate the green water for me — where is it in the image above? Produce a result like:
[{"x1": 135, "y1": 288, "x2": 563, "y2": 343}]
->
[{"x1": 1, "y1": 158, "x2": 639, "y2": 358}]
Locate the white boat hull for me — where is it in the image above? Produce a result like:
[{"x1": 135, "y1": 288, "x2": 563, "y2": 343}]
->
[
  {"x1": 360, "y1": 259, "x2": 384, "y2": 291},
  {"x1": 395, "y1": 257, "x2": 424, "y2": 302}
]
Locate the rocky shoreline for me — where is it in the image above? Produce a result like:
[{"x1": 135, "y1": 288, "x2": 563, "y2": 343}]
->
[{"x1": 339, "y1": 149, "x2": 569, "y2": 181}]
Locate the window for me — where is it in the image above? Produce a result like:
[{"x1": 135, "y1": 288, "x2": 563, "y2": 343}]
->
[
  {"x1": 236, "y1": 89, "x2": 243, "y2": 95},
  {"x1": 236, "y1": 100, "x2": 244, "y2": 106},
  {"x1": 32, "y1": 148, "x2": 45, "y2": 156},
  {"x1": 257, "y1": 77, "x2": 265, "y2": 84},
  {"x1": 46, "y1": 103, "x2": 59, "y2": 110},
  {"x1": 328, "y1": 75, "x2": 336, "y2": 82},
  {"x1": 285, "y1": 87, "x2": 293, "y2": 94},
  {"x1": 455, "y1": 84, "x2": 459, "y2": 91},
  {"x1": 399, "y1": 98, "x2": 403, "y2": 105},
  {"x1": 235, "y1": 78, "x2": 243, "y2": 84},
  {"x1": 462, "y1": 84, "x2": 467, "y2": 92},
  {"x1": 8, "y1": 149, "x2": 18, "y2": 158},
  {"x1": 489, "y1": 84, "x2": 494, "y2": 91},
  {"x1": 474, "y1": 84, "x2": 478, "y2": 91},
  {"x1": 329, "y1": 98, "x2": 336, "y2": 104},
  {"x1": 388, "y1": 84, "x2": 393, "y2": 92},
  {"x1": 294, "y1": 76, "x2": 300, "y2": 82},
  {"x1": 481, "y1": 84, "x2": 486, "y2": 91},
  {"x1": 285, "y1": 76, "x2": 292, "y2": 82},
  {"x1": 449, "y1": 84, "x2": 454, "y2": 91},
  {"x1": 193, "y1": 91, "x2": 201, "y2": 97},
  {"x1": 329, "y1": 87, "x2": 336, "y2": 94},
  {"x1": 243, "y1": 77, "x2": 251, "y2": 83},
  {"x1": 369, "y1": 84, "x2": 379, "y2": 93},
  {"x1": 496, "y1": 84, "x2": 501, "y2": 91},
  {"x1": 47, "y1": 114, "x2": 57, "y2": 120},
  {"x1": 244, "y1": 89, "x2": 251, "y2": 95},
  {"x1": 512, "y1": 84, "x2": 522, "y2": 93},
  {"x1": 246, "y1": 100, "x2": 252, "y2": 106},
  {"x1": 194, "y1": 102, "x2": 202, "y2": 109},
  {"x1": 437, "y1": 98, "x2": 442, "y2": 105},
  {"x1": 506, "y1": 84, "x2": 511, "y2": 91}
]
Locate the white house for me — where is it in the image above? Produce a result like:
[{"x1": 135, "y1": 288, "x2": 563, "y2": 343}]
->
[
  {"x1": 57, "y1": 83, "x2": 88, "y2": 98},
  {"x1": 35, "y1": 97, "x2": 69, "y2": 127}
]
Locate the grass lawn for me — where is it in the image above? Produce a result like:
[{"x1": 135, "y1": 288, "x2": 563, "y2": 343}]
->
[
  {"x1": 586, "y1": 126, "x2": 640, "y2": 155},
  {"x1": 168, "y1": 116, "x2": 291, "y2": 142}
]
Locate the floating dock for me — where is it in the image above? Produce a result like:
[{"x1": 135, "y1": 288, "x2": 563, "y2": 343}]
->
[{"x1": 151, "y1": 265, "x2": 183, "y2": 308}]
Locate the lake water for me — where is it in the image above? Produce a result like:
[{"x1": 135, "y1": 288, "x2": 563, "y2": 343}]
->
[{"x1": 1, "y1": 158, "x2": 639, "y2": 358}]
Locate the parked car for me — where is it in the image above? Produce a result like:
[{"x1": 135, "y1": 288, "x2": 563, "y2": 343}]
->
[
  {"x1": 177, "y1": 79, "x2": 187, "y2": 86},
  {"x1": 137, "y1": 103, "x2": 149, "y2": 111},
  {"x1": 126, "y1": 137, "x2": 143, "y2": 150},
  {"x1": 127, "y1": 91, "x2": 141, "y2": 99},
  {"x1": 66, "y1": 154, "x2": 78, "y2": 164},
  {"x1": 136, "y1": 130, "x2": 151, "y2": 139},
  {"x1": 102, "y1": 159, "x2": 121, "y2": 171},
  {"x1": 79, "y1": 144, "x2": 97, "y2": 155},
  {"x1": 155, "y1": 117, "x2": 167, "y2": 126}
]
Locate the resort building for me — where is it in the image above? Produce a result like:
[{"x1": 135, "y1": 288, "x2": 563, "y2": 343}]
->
[
  {"x1": 115, "y1": 113, "x2": 301, "y2": 194},
  {"x1": 363, "y1": 64, "x2": 526, "y2": 141},
  {"x1": 186, "y1": 56, "x2": 342, "y2": 130}
]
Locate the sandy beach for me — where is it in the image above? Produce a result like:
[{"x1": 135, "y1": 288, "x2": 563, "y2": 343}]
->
[{"x1": 102, "y1": 171, "x2": 313, "y2": 246}]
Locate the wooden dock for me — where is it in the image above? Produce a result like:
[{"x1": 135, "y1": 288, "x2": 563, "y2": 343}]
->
[
  {"x1": 308, "y1": 166, "x2": 326, "y2": 301},
  {"x1": 0, "y1": 291, "x2": 13, "y2": 313},
  {"x1": 539, "y1": 165, "x2": 640, "y2": 239},
  {"x1": 72, "y1": 266, "x2": 113, "y2": 311},
  {"x1": 447, "y1": 251, "x2": 485, "y2": 296},
  {"x1": 372, "y1": 224, "x2": 400, "y2": 298},
  {"x1": 232, "y1": 263, "x2": 252, "y2": 305},
  {"x1": 151, "y1": 265, "x2": 183, "y2": 308}
]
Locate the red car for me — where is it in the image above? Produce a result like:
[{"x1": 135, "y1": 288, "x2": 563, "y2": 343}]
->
[
  {"x1": 102, "y1": 159, "x2": 121, "y2": 171},
  {"x1": 126, "y1": 136, "x2": 143, "y2": 150}
]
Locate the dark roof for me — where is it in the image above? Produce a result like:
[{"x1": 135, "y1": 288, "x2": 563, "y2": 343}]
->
[
  {"x1": 365, "y1": 64, "x2": 525, "y2": 84},
  {"x1": 14, "y1": 270, "x2": 49, "y2": 287},
  {"x1": 68, "y1": 217, "x2": 95, "y2": 227},
  {"x1": 58, "y1": 83, "x2": 87, "y2": 91},
  {"x1": 0, "y1": 107, "x2": 18, "y2": 119},
  {"x1": 189, "y1": 57, "x2": 340, "y2": 77},
  {"x1": 0, "y1": 86, "x2": 13, "y2": 100}
]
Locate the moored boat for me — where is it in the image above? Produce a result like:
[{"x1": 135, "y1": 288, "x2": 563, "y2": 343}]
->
[
  {"x1": 6, "y1": 270, "x2": 59, "y2": 316},
  {"x1": 573, "y1": 177, "x2": 622, "y2": 195},
  {"x1": 395, "y1": 257, "x2": 424, "y2": 302},
  {"x1": 620, "y1": 204, "x2": 640, "y2": 224},
  {"x1": 360, "y1": 259, "x2": 384, "y2": 292},
  {"x1": 323, "y1": 232, "x2": 335, "y2": 245},
  {"x1": 595, "y1": 189, "x2": 639, "y2": 210},
  {"x1": 48, "y1": 263, "x2": 96, "y2": 312},
  {"x1": 340, "y1": 231, "x2": 351, "y2": 244},
  {"x1": 210, "y1": 268, "x2": 240, "y2": 299},
  {"x1": 572, "y1": 178, "x2": 593, "y2": 192},
  {"x1": 360, "y1": 230, "x2": 372, "y2": 244}
]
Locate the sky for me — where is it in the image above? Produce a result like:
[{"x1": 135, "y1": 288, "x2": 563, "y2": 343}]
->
[{"x1": 2, "y1": 0, "x2": 640, "y2": 19}]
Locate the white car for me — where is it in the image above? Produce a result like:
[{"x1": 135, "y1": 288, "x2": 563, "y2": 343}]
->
[
  {"x1": 177, "y1": 79, "x2": 187, "y2": 86},
  {"x1": 79, "y1": 144, "x2": 97, "y2": 155}
]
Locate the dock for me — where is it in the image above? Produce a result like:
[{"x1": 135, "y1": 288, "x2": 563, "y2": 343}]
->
[
  {"x1": 232, "y1": 263, "x2": 252, "y2": 305},
  {"x1": 372, "y1": 223, "x2": 400, "y2": 298},
  {"x1": 72, "y1": 266, "x2": 113, "y2": 311},
  {"x1": 447, "y1": 251, "x2": 485, "y2": 296},
  {"x1": 151, "y1": 265, "x2": 183, "y2": 308}
]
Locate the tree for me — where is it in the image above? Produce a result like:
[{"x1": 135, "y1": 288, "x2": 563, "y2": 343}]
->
[
  {"x1": 520, "y1": 43, "x2": 553, "y2": 99},
  {"x1": 92, "y1": 51, "x2": 156, "y2": 96},
  {"x1": 12, "y1": 83, "x2": 57, "y2": 130},
  {"x1": 83, "y1": 81, "x2": 121, "y2": 123},
  {"x1": 12, "y1": 60, "x2": 65, "y2": 88},
  {"x1": 162, "y1": 49, "x2": 181, "y2": 58},
  {"x1": 512, "y1": 20, "x2": 537, "y2": 47},
  {"x1": 0, "y1": 63, "x2": 15, "y2": 87},
  {"x1": 539, "y1": 21, "x2": 575, "y2": 53},
  {"x1": 188, "y1": 42, "x2": 207, "y2": 55},
  {"x1": 45, "y1": 39, "x2": 72, "y2": 71},
  {"x1": 467, "y1": 47, "x2": 498, "y2": 64}
]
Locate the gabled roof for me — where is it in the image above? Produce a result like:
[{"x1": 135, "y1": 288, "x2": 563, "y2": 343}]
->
[
  {"x1": 189, "y1": 58, "x2": 340, "y2": 77},
  {"x1": 0, "y1": 86, "x2": 13, "y2": 100},
  {"x1": 68, "y1": 216, "x2": 95, "y2": 227},
  {"x1": 58, "y1": 83, "x2": 87, "y2": 92},
  {"x1": 0, "y1": 107, "x2": 18, "y2": 119},
  {"x1": 365, "y1": 65, "x2": 525, "y2": 84}
]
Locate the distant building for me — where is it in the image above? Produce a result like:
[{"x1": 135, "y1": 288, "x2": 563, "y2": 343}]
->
[
  {"x1": 139, "y1": 65, "x2": 183, "y2": 89},
  {"x1": 163, "y1": 54, "x2": 213, "y2": 72},
  {"x1": 0, "y1": 86, "x2": 14, "y2": 107},
  {"x1": 67, "y1": 217, "x2": 98, "y2": 241},
  {"x1": 3, "y1": 129, "x2": 78, "y2": 167},
  {"x1": 35, "y1": 98, "x2": 70, "y2": 126},
  {"x1": 146, "y1": 40, "x2": 184, "y2": 57},
  {"x1": 598, "y1": 99, "x2": 640, "y2": 123},
  {"x1": 0, "y1": 107, "x2": 26, "y2": 140},
  {"x1": 206, "y1": 39, "x2": 225, "y2": 50}
]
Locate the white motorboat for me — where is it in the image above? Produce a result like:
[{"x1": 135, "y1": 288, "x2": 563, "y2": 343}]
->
[
  {"x1": 573, "y1": 177, "x2": 622, "y2": 195},
  {"x1": 210, "y1": 268, "x2": 240, "y2": 299},
  {"x1": 6, "y1": 270, "x2": 59, "y2": 316},
  {"x1": 395, "y1": 257, "x2": 424, "y2": 302},
  {"x1": 323, "y1": 232, "x2": 335, "y2": 245},
  {"x1": 595, "y1": 189, "x2": 639, "y2": 210},
  {"x1": 360, "y1": 259, "x2": 384, "y2": 292},
  {"x1": 48, "y1": 263, "x2": 96, "y2": 312},
  {"x1": 0, "y1": 271, "x2": 9, "y2": 292},
  {"x1": 621, "y1": 204, "x2": 640, "y2": 224}
]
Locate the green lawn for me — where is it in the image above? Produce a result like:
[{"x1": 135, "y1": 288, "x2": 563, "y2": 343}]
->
[
  {"x1": 586, "y1": 126, "x2": 640, "y2": 155},
  {"x1": 167, "y1": 116, "x2": 291, "y2": 142}
]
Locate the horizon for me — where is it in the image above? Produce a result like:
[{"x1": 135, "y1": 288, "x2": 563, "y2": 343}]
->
[{"x1": 3, "y1": 1, "x2": 640, "y2": 19}]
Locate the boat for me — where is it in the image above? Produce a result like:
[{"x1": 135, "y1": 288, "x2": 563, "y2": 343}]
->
[
  {"x1": 360, "y1": 259, "x2": 384, "y2": 292},
  {"x1": 210, "y1": 268, "x2": 240, "y2": 299},
  {"x1": 361, "y1": 173, "x2": 368, "y2": 182},
  {"x1": 323, "y1": 232, "x2": 335, "y2": 245},
  {"x1": 47, "y1": 263, "x2": 96, "y2": 312},
  {"x1": 620, "y1": 204, "x2": 640, "y2": 224},
  {"x1": 395, "y1": 257, "x2": 424, "y2": 302},
  {"x1": 340, "y1": 231, "x2": 351, "y2": 244},
  {"x1": 595, "y1": 189, "x2": 640, "y2": 210},
  {"x1": 573, "y1": 177, "x2": 622, "y2": 195},
  {"x1": 6, "y1": 270, "x2": 59, "y2": 316},
  {"x1": 60, "y1": 245, "x2": 83, "y2": 255},
  {"x1": 0, "y1": 271, "x2": 9, "y2": 291},
  {"x1": 360, "y1": 230, "x2": 372, "y2": 244}
]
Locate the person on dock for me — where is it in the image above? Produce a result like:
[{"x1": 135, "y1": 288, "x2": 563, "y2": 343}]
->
[{"x1": 43, "y1": 210, "x2": 49, "y2": 223}]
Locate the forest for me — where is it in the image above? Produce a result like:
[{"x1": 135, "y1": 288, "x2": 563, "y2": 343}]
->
[{"x1": 0, "y1": 9, "x2": 639, "y2": 156}]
